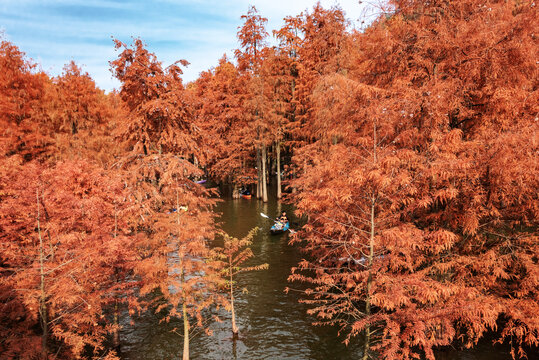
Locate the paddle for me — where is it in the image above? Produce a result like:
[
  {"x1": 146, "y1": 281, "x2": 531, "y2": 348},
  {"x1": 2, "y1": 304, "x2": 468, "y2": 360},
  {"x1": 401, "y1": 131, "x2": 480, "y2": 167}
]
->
[{"x1": 260, "y1": 212, "x2": 296, "y2": 234}]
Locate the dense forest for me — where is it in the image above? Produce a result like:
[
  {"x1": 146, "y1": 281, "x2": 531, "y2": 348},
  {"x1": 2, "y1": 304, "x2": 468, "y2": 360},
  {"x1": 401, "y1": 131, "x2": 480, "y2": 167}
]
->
[{"x1": 0, "y1": 0, "x2": 537, "y2": 359}]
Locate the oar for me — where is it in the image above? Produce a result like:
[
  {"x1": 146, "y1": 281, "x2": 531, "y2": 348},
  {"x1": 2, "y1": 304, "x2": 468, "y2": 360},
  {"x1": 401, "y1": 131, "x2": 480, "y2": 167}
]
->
[
  {"x1": 260, "y1": 213, "x2": 296, "y2": 234},
  {"x1": 260, "y1": 212, "x2": 277, "y2": 222}
]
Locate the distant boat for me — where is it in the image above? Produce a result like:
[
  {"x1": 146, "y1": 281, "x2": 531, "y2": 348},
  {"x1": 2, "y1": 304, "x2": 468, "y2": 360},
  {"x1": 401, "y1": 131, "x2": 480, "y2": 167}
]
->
[
  {"x1": 240, "y1": 189, "x2": 251, "y2": 199},
  {"x1": 270, "y1": 221, "x2": 289, "y2": 235}
]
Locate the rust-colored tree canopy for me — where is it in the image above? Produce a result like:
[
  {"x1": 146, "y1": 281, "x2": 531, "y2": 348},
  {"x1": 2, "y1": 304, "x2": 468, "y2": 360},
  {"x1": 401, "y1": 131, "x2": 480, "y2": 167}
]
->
[
  {"x1": 288, "y1": 1, "x2": 538, "y2": 359},
  {"x1": 0, "y1": 0, "x2": 537, "y2": 359}
]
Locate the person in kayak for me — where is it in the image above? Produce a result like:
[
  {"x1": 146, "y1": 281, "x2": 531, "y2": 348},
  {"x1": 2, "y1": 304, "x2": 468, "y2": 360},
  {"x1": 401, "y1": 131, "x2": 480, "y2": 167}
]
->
[{"x1": 277, "y1": 212, "x2": 288, "y2": 227}]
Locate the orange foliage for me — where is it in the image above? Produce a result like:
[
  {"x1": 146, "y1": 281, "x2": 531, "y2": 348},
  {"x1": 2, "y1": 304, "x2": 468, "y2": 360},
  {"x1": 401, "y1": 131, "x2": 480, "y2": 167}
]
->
[
  {"x1": 0, "y1": 158, "x2": 134, "y2": 359},
  {"x1": 47, "y1": 61, "x2": 121, "y2": 165},
  {"x1": 193, "y1": 55, "x2": 255, "y2": 185},
  {"x1": 111, "y1": 39, "x2": 223, "y2": 360},
  {"x1": 289, "y1": 1, "x2": 538, "y2": 359},
  {"x1": 1, "y1": 1, "x2": 537, "y2": 358},
  {"x1": 0, "y1": 39, "x2": 51, "y2": 160}
]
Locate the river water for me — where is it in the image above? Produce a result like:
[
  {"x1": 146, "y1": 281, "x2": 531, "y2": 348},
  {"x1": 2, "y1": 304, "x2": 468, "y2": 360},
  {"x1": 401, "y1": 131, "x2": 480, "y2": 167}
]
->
[{"x1": 120, "y1": 196, "x2": 515, "y2": 359}]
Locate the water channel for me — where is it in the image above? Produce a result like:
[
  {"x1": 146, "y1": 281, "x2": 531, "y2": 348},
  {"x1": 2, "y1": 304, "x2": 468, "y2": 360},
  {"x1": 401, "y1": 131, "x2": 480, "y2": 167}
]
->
[{"x1": 120, "y1": 195, "x2": 514, "y2": 359}]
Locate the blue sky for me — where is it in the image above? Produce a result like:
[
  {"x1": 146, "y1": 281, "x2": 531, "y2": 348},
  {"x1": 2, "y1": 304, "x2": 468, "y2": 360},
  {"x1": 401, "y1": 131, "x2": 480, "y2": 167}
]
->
[{"x1": 1, "y1": 0, "x2": 378, "y2": 92}]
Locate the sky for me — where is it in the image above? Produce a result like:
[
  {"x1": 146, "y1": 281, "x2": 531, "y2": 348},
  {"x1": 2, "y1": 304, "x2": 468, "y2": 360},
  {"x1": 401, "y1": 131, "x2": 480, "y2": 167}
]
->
[{"x1": 0, "y1": 0, "x2": 379, "y2": 92}]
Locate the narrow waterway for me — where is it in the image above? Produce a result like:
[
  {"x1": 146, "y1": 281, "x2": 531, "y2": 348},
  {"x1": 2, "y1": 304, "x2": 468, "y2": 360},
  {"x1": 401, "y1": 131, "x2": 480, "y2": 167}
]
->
[{"x1": 120, "y1": 195, "x2": 514, "y2": 360}]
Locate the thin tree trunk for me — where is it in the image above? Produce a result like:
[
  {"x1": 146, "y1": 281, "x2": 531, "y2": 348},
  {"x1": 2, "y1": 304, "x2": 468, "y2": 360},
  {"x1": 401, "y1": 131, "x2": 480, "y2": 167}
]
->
[
  {"x1": 113, "y1": 300, "x2": 120, "y2": 350},
  {"x1": 261, "y1": 144, "x2": 268, "y2": 202},
  {"x1": 270, "y1": 144, "x2": 275, "y2": 186},
  {"x1": 267, "y1": 146, "x2": 272, "y2": 186},
  {"x1": 363, "y1": 123, "x2": 377, "y2": 360},
  {"x1": 113, "y1": 209, "x2": 121, "y2": 351},
  {"x1": 230, "y1": 256, "x2": 239, "y2": 338},
  {"x1": 276, "y1": 142, "x2": 282, "y2": 199},
  {"x1": 176, "y1": 189, "x2": 190, "y2": 360},
  {"x1": 37, "y1": 190, "x2": 48, "y2": 360},
  {"x1": 232, "y1": 337, "x2": 238, "y2": 360},
  {"x1": 362, "y1": 200, "x2": 375, "y2": 360},
  {"x1": 256, "y1": 149, "x2": 262, "y2": 199},
  {"x1": 182, "y1": 302, "x2": 189, "y2": 360}
]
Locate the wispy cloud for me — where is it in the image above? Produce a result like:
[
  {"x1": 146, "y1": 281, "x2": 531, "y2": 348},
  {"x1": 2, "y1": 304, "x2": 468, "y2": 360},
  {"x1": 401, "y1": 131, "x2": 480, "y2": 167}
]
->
[{"x1": 1, "y1": 0, "x2": 377, "y2": 92}]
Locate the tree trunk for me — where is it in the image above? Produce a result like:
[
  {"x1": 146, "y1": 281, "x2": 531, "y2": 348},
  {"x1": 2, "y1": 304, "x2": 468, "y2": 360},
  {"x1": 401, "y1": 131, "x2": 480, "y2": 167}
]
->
[
  {"x1": 261, "y1": 144, "x2": 268, "y2": 202},
  {"x1": 182, "y1": 302, "x2": 189, "y2": 360},
  {"x1": 362, "y1": 200, "x2": 375, "y2": 360},
  {"x1": 177, "y1": 191, "x2": 189, "y2": 360},
  {"x1": 232, "y1": 337, "x2": 238, "y2": 359},
  {"x1": 230, "y1": 257, "x2": 239, "y2": 338},
  {"x1": 112, "y1": 211, "x2": 121, "y2": 352},
  {"x1": 363, "y1": 124, "x2": 378, "y2": 360},
  {"x1": 256, "y1": 148, "x2": 262, "y2": 199},
  {"x1": 276, "y1": 142, "x2": 282, "y2": 199},
  {"x1": 113, "y1": 300, "x2": 121, "y2": 351},
  {"x1": 37, "y1": 190, "x2": 48, "y2": 360}
]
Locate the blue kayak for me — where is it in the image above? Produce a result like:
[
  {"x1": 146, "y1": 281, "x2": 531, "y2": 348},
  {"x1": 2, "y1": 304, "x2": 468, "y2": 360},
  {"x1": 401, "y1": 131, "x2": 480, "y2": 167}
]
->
[{"x1": 270, "y1": 221, "x2": 289, "y2": 235}]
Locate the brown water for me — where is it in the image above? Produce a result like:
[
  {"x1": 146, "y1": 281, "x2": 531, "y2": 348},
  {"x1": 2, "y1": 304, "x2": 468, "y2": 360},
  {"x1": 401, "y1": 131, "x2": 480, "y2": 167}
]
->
[{"x1": 119, "y1": 196, "x2": 516, "y2": 360}]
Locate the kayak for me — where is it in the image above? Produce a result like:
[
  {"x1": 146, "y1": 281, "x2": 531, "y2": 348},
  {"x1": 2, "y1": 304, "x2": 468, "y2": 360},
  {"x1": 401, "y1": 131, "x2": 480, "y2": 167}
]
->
[
  {"x1": 241, "y1": 194, "x2": 252, "y2": 199},
  {"x1": 270, "y1": 221, "x2": 289, "y2": 235}
]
